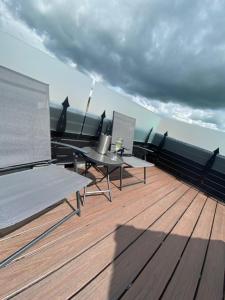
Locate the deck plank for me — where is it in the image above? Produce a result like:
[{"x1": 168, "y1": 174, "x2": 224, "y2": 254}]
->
[
  {"x1": 161, "y1": 197, "x2": 217, "y2": 300},
  {"x1": 121, "y1": 193, "x2": 207, "y2": 300},
  {"x1": 14, "y1": 185, "x2": 190, "y2": 299},
  {"x1": 0, "y1": 170, "x2": 178, "y2": 298},
  {"x1": 0, "y1": 168, "x2": 165, "y2": 260},
  {"x1": 0, "y1": 167, "x2": 222, "y2": 300},
  {"x1": 196, "y1": 202, "x2": 225, "y2": 300},
  {"x1": 73, "y1": 188, "x2": 199, "y2": 300},
  {"x1": 1, "y1": 171, "x2": 173, "y2": 263},
  {"x1": 1, "y1": 174, "x2": 174, "y2": 266},
  {"x1": 0, "y1": 167, "x2": 159, "y2": 240}
]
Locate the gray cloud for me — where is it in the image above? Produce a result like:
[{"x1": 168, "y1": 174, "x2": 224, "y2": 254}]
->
[
  {"x1": 2, "y1": 0, "x2": 225, "y2": 111},
  {"x1": 133, "y1": 96, "x2": 225, "y2": 131}
]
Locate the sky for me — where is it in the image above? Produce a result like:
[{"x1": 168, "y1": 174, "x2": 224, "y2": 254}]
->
[{"x1": 0, "y1": 0, "x2": 225, "y2": 131}]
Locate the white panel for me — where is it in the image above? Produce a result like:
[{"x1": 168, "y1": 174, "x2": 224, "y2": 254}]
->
[
  {"x1": 0, "y1": 66, "x2": 51, "y2": 168},
  {"x1": 157, "y1": 117, "x2": 225, "y2": 154}
]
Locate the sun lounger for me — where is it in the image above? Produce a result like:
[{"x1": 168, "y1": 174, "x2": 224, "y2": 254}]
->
[{"x1": 0, "y1": 66, "x2": 91, "y2": 268}]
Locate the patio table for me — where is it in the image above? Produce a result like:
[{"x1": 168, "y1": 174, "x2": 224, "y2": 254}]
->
[{"x1": 82, "y1": 147, "x2": 123, "y2": 202}]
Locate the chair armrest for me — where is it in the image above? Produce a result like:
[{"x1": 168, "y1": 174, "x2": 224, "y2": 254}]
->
[
  {"x1": 34, "y1": 159, "x2": 57, "y2": 166},
  {"x1": 133, "y1": 145, "x2": 154, "y2": 153},
  {"x1": 51, "y1": 141, "x2": 88, "y2": 155}
]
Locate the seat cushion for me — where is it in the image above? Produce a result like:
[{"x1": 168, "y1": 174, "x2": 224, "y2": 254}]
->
[
  {"x1": 0, "y1": 165, "x2": 90, "y2": 236},
  {"x1": 123, "y1": 156, "x2": 154, "y2": 168}
]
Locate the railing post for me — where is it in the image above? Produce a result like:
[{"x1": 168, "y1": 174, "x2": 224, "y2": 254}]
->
[
  {"x1": 155, "y1": 131, "x2": 168, "y2": 163},
  {"x1": 56, "y1": 97, "x2": 70, "y2": 137},
  {"x1": 200, "y1": 147, "x2": 219, "y2": 184},
  {"x1": 144, "y1": 127, "x2": 153, "y2": 145},
  {"x1": 96, "y1": 110, "x2": 106, "y2": 138}
]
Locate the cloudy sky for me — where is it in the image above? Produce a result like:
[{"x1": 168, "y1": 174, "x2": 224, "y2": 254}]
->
[{"x1": 1, "y1": 0, "x2": 225, "y2": 131}]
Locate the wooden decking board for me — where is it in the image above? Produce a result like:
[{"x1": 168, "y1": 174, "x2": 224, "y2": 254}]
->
[
  {"x1": 73, "y1": 188, "x2": 198, "y2": 300},
  {"x1": 86, "y1": 166, "x2": 161, "y2": 193},
  {"x1": 0, "y1": 171, "x2": 179, "y2": 298},
  {"x1": 8, "y1": 173, "x2": 175, "y2": 262},
  {"x1": 0, "y1": 201, "x2": 75, "y2": 260},
  {"x1": 14, "y1": 185, "x2": 190, "y2": 299},
  {"x1": 121, "y1": 192, "x2": 207, "y2": 300},
  {"x1": 0, "y1": 200, "x2": 74, "y2": 241},
  {"x1": 0, "y1": 168, "x2": 170, "y2": 261},
  {"x1": 195, "y1": 202, "x2": 225, "y2": 300},
  {"x1": 13, "y1": 176, "x2": 176, "y2": 265},
  {"x1": 1, "y1": 179, "x2": 180, "y2": 299},
  {"x1": 0, "y1": 167, "x2": 223, "y2": 300},
  {"x1": 0, "y1": 167, "x2": 160, "y2": 241},
  {"x1": 7, "y1": 168, "x2": 167, "y2": 240},
  {"x1": 161, "y1": 198, "x2": 217, "y2": 300}
]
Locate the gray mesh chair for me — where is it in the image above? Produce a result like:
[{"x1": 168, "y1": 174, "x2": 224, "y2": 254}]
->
[
  {"x1": 0, "y1": 66, "x2": 91, "y2": 268},
  {"x1": 111, "y1": 111, "x2": 154, "y2": 190}
]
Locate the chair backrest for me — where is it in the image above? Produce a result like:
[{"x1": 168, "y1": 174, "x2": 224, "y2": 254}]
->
[
  {"x1": 111, "y1": 111, "x2": 136, "y2": 155},
  {"x1": 0, "y1": 66, "x2": 51, "y2": 170}
]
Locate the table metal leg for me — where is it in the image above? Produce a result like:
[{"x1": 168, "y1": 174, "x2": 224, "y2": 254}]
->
[
  {"x1": 85, "y1": 161, "x2": 88, "y2": 176},
  {"x1": 82, "y1": 164, "x2": 113, "y2": 202},
  {"x1": 76, "y1": 191, "x2": 81, "y2": 216},
  {"x1": 74, "y1": 154, "x2": 78, "y2": 173},
  {"x1": 83, "y1": 186, "x2": 86, "y2": 204},
  {"x1": 106, "y1": 166, "x2": 112, "y2": 202},
  {"x1": 144, "y1": 167, "x2": 147, "y2": 184},
  {"x1": 120, "y1": 166, "x2": 123, "y2": 191}
]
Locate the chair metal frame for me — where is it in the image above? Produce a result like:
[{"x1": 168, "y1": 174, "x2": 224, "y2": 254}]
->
[{"x1": 0, "y1": 191, "x2": 82, "y2": 268}]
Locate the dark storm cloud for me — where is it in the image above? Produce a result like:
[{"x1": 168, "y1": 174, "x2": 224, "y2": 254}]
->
[{"x1": 3, "y1": 0, "x2": 225, "y2": 109}]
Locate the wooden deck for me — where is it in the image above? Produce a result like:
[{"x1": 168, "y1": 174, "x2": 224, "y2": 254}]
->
[{"x1": 0, "y1": 167, "x2": 225, "y2": 300}]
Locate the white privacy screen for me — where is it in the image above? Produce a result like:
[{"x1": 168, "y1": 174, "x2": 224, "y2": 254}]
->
[
  {"x1": 111, "y1": 111, "x2": 136, "y2": 155},
  {"x1": 0, "y1": 66, "x2": 51, "y2": 168}
]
